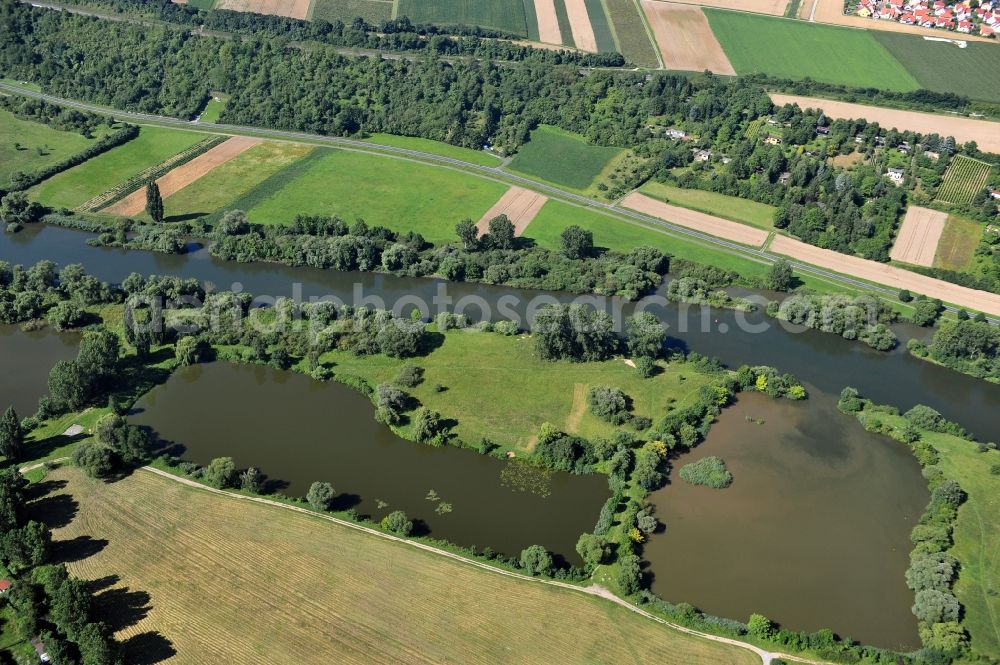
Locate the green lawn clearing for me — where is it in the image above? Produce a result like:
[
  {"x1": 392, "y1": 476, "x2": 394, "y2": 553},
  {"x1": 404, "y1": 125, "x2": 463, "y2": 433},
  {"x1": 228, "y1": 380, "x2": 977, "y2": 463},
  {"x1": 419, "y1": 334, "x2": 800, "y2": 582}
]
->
[
  {"x1": 363, "y1": 133, "x2": 502, "y2": 167},
  {"x1": 396, "y1": 0, "x2": 529, "y2": 35},
  {"x1": 705, "y1": 9, "x2": 920, "y2": 92},
  {"x1": 309, "y1": 0, "x2": 393, "y2": 23},
  {"x1": 319, "y1": 328, "x2": 719, "y2": 451},
  {"x1": 638, "y1": 181, "x2": 777, "y2": 230},
  {"x1": 508, "y1": 125, "x2": 624, "y2": 190},
  {"x1": 161, "y1": 141, "x2": 314, "y2": 222},
  {"x1": 0, "y1": 110, "x2": 110, "y2": 188},
  {"x1": 32, "y1": 126, "x2": 205, "y2": 209},
  {"x1": 934, "y1": 215, "x2": 983, "y2": 271},
  {"x1": 874, "y1": 33, "x2": 1000, "y2": 104},
  {"x1": 245, "y1": 148, "x2": 509, "y2": 244},
  {"x1": 197, "y1": 95, "x2": 227, "y2": 123}
]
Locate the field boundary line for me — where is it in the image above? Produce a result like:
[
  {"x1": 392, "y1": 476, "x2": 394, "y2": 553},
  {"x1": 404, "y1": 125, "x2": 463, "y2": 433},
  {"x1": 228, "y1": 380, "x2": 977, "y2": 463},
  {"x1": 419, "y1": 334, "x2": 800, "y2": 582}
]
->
[
  {"x1": 631, "y1": 0, "x2": 665, "y2": 67},
  {"x1": 137, "y1": 465, "x2": 829, "y2": 665}
]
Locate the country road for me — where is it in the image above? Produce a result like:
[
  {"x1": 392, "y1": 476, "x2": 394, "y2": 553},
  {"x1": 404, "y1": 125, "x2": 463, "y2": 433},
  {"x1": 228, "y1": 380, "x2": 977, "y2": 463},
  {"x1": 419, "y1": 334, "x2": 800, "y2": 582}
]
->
[{"x1": 1, "y1": 81, "x2": 997, "y2": 322}]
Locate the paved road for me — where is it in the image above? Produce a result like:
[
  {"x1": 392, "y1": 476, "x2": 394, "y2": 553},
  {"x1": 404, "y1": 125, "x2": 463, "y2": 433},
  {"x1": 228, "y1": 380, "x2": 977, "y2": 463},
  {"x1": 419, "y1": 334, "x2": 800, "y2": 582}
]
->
[{"x1": 1, "y1": 81, "x2": 996, "y2": 323}]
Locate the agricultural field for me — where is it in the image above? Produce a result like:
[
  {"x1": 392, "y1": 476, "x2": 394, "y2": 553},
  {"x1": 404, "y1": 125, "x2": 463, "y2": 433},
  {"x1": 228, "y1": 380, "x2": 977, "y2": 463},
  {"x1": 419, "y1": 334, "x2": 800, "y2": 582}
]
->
[
  {"x1": 582, "y1": 0, "x2": 617, "y2": 51},
  {"x1": 889, "y1": 206, "x2": 947, "y2": 267},
  {"x1": 874, "y1": 33, "x2": 1000, "y2": 104},
  {"x1": 705, "y1": 9, "x2": 921, "y2": 92},
  {"x1": 395, "y1": 0, "x2": 530, "y2": 35},
  {"x1": 244, "y1": 149, "x2": 509, "y2": 243},
  {"x1": 309, "y1": 0, "x2": 393, "y2": 22},
  {"x1": 937, "y1": 155, "x2": 994, "y2": 205},
  {"x1": 934, "y1": 215, "x2": 984, "y2": 271},
  {"x1": 603, "y1": 0, "x2": 660, "y2": 66},
  {"x1": 31, "y1": 126, "x2": 205, "y2": 210},
  {"x1": 642, "y1": 1, "x2": 735, "y2": 74},
  {"x1": 553, "y1": 0, "x2": 577, "y2": 45},
  {"x1": 161, "y1": 141, "x2": 314, "y2": 222},
  {"x1": 186, "y1": 0, "x2": 216, "y2": 9},
  {"x1": 507, "y1": 125, "x2": 623, "y2": 190},
  {"x1": 475, "y1": 186, "x2": 548, "y2": 235},
  {"x1": 0, "y1": 110, "x2": 110, "y2": 188},
  {"x1": 215, "y1": 0, "x2": 311, "y2": 19},
  {"x1": 363, "y1": 133, "x2": 502, "y2": 167},
  {"x1": 639, "y1": 181, "x2": 776, "y2": 230},
  {"x1": 321, "y1": 329, "x2": 719, "y2": 449},
  {"x1": 44, "y1": 467, "x2": 758, "y2": 665}
]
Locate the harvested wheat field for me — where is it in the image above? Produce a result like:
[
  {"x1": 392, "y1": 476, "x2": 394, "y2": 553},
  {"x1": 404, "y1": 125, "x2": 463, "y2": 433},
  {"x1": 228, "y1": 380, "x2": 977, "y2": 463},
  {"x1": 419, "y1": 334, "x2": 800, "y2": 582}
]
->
[
  {"x1": 42, "y1": 466, "x2": 759, "y2": 665},
  {"x1": 890, "y1": 206, "x2": 947, "y2": 267},
  {"x1": 771, "y1": 94, "x2": 1000, "y2": 153},
  {"x1": 216, "y1": 0, "x2": 311, "y2": 19},
  {"x1": 564, "y1": 0, "x2": 599, "y2": 52},
  {"x1": 105, "y1": 136, "x2": 262, "y2": 217},
  {"x1": 770, "y1": 235, "x2": 1000, "y2": 316},
  {"x1": 533, "y1": 0, "x2": 563, "y2": 44},
  {"x1": 641, "y1": 1, "x2": 736, "y2": 75},
  {"x1": 666, "y1": 0, "x2": 787, "y2": 15},
  {"x1": 809, "y1": 0, "x2": 993, "y2": 41},
  {"x1": 621, "y1": 191, "x2": 768, "y2": 247},
  {"x1": 476, "y1": 186, "x2": 548, "y2": 236}
]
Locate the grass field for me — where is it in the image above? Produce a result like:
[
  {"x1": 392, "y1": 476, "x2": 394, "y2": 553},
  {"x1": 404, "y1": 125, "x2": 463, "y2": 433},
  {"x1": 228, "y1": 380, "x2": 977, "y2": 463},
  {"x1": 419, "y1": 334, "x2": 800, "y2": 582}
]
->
[
  {"x1": 937, "y1": 155, "x2": 994, "y2": 205},
  {"x1": 0, "y1": 110, "x2": 110, "y2": 188},
  {"x1": 874, "y1": 33, "x2": 1000, "y2": 104},
  {"x1": 44, "y1": 466, "x2": 759, "y2": 665},
  {"x1": 197, "y1": 96, "x2": 227, "y2": 123},
  {"x1": 639, "y1": 181, "x2": 776, "y2": 230},
  {"x1": 396, "y1": 0, "x2": 529, "y2": 35},
  {"x1": 508, "y1": 125, "x2": 623, "y2": 190},
  {"x1": 32, "y1": 127, "x2": 205, "y2": 209},
  {"x1": 320, "y1": 328, "x2": 718, "y2": 450},
  {"x1": 554, "y1": 0, "x2": 577, "y2": 46},
  {"x1": 309, "y1": 0, "x2": 393, "y2": 22},
  {"x1": 363, "y1": 133, "x2": 502, "y2": 166},
  {"x1": 583, "y1": 0, "x2": 618, "y2": 51},
  {"x1": 934, "y1": 215, "x2": 983, "y2": 271},
  {"x1": 604, "y1": 0, "x2": 660, "y2": 66},
  {"x1": 245, "y1": 149, "x2": 508, "y2": 243},
  {"x1": 186, "y1": 0, "x2": 215, "y2": 8},
  {"x1": 160, "y1": 141, "x2": 314, "y2": 222},
  {"x1": 705, "y1": 10, "x2": 920, "y2": 92}
]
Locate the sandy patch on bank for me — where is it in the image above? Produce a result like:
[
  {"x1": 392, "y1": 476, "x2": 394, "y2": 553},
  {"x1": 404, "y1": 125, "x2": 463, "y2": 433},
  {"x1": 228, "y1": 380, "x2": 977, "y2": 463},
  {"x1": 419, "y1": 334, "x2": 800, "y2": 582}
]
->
[
  {"x1": 216, "y1": 0, "x2": 311, "y2": 19},
  {"x1": 476, "y1": 187, "x2": 548, "y2": 236},
  {"x1": 105, "y1": 136, "x2": 262, "y2": 217},
  {"x1": 771, "y1": 94, "x2": 1000, "y2": 154},
  {"x1": 890, "y1": 206, "x2": 947, "y2": 267},
  {"x1": 640, "y1": 1, "x2": 736, "y2": 75},
  {"x1": 534, "y1": 0, "x2": 564, "y2": 45},
  {"x1": 770, "y1": 234, "x2": 1000, "y2": 316},
  {"x1": 621, "y1": 191, "x2": 769, "y2": 247},
  {"x1": 564, "y1": 0, "x2": 599, "y2": 52}
]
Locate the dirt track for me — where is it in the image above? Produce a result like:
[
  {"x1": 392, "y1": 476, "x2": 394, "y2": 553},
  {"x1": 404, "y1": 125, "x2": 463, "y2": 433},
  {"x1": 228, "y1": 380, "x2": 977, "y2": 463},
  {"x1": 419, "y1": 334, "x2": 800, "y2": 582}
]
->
[
  {"x1": 809, "y1": 0, "x2": 994, "y2": 41},
  {"x1": 105, "y1": 136, "x2": 262, "y2": 217},
  {"x1": 621, "y1": 192, "x2": 769, "y2": 247},
  {"x1": 664, "y1": 0, "x2": 787, "y2": 15},
  {"x1": 533, "y1": 0, "x2": 564, "y2": 45},
  {"x1": 476, "y1": 187, "x2": 548, "y2": 236},
  {"x1": 770, "y1": 235, "x2": 1000, "y2": 316},
  {"x1": 564, "y1": 0, "x2": 598, "y2": 52},
  {"x1": 216, "y1": 0, "x2": 311, "y2": 19},
  {"x1": 890, "y1": 206, "x2": 947, "y2": 267},
  {"x1": 771, "y1": 94, "x2": 1000, "y2": 153},
  {"x1": 640, "y1": 1, "x2": 736, "y2": 75}
]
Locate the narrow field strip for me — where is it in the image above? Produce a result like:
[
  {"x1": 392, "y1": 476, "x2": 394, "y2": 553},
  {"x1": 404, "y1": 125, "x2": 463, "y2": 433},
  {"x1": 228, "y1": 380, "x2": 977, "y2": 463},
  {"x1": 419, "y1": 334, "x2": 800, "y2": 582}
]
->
[
  {"x1": 770, "y1": 235, "x2": 1000, "y2": 316},
  {"x1": 770, "y1": 94, "x2": 1000, "y2": 154},
  {"x1": 621, "y1": 192, "x2": 769, "y2": 247},
  {"x1": 889, "y1": 206, "x2": 947, "y2": 267},
  {"x1": 640, "y1": 1, "x2": 735, "y2": 74},
  {"x1": 533, "y1": 0, "x2": 564, "y2": 43},
  {"x1": 475, "y1": 186, "x2": 548, "y2": 236},
  {"x1": 216, "y1": 0, "x2": 312, "y2": 19},
  {"x1": 104, "y1": 136, "x2": 262, "y2": 216},
  {"x1": 563, "y1": 0, "x2": 599, "y2": 51}
]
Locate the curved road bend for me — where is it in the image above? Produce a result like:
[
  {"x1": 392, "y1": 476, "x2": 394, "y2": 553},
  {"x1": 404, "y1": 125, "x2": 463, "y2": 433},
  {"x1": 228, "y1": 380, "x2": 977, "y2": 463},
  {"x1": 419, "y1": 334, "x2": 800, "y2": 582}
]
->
[{"x1": 1, "y1": 82, "x2": 996, "y2": 323}]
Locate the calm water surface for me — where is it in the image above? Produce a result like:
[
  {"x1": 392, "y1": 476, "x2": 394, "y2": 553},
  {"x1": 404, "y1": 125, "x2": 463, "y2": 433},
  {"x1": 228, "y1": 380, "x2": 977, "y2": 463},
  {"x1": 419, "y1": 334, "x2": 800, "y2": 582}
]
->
[{"x1": 0, "y1": 324, "x2": 80, "y2": 414}]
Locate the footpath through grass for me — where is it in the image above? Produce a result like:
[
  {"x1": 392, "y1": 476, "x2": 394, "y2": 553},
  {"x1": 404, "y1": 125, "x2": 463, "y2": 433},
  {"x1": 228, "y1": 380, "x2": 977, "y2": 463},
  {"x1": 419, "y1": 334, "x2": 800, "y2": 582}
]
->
[
  {"x1": 508, "y1": 125, "x2": 624, "y2": 190},
  {"x1": 32, "y1": 126, "x2": 204, "y2": 209},
  {"x1": 44, "y1": 465, "x2": 760, "y2": 665},
  {"x1": 705, "y1": 9, "x2": 920, "y2": 92}
]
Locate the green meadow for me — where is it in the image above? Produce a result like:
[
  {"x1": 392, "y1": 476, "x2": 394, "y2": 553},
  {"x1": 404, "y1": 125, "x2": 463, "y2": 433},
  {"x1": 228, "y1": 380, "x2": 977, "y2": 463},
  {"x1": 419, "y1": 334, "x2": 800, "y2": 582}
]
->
[
  {"x1": 245, "y1": 149, "x2": 509, "y2": 244},
  {"x1": 705, "y1": 10, "x2": 920, "y2": 92},
  {"x1": 395, "y1": 0, "x2": 529, "y2": 35},
  {"x1": 508, "y1": 125, "x2": 623, "y2": 190},
  {"x1": 0, "y1": 110, "x2": 109, "y2": 187},
  {"x1": 875, "y1": 33, "x2": 1000, "y2": 104},
  {"x1": 32, "y1": 126, "x2": 204, "y2": 209},
  {"x1": 363, "y1": 133, "x2": 503, "y2": 167},
  {"x1": 639, "y1": 181, "x2": 777, "y2": 230}
]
